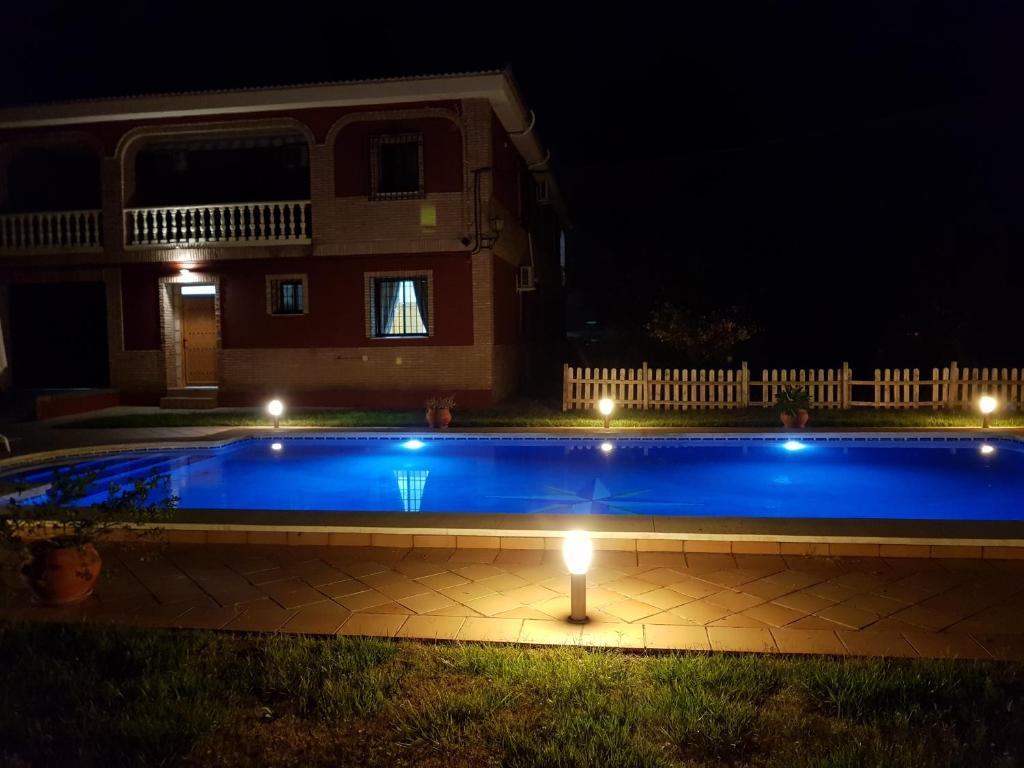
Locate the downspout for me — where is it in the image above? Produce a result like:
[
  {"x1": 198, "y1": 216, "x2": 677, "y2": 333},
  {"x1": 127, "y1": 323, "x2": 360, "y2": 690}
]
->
[
  {"x1": 508, "y1": 109, "x2": 536, "y2": 138},
  {"x1": 469, "y1": 166, "x2": 493, "y2": 256}
]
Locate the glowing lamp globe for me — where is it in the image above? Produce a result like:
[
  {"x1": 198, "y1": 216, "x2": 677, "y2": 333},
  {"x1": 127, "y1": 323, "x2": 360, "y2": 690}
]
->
[
  {"x1": 979, "y1": 395, "x2": 998, "y2": 428},
  {"x1": 267, "y1": 399, "x2": 284, "y2": 427},
  {"x1": 598, "y1": 398, "x2": 615, "y2": 428},
  {"x1": 563, "y1": 530, "x2": 593, "y2": 623},
  {"x1": 562, "y1": 531, "x2": 593, "y2": 576}
]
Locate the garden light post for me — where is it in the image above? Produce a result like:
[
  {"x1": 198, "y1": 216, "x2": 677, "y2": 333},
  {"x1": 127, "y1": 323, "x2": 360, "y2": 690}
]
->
[
  {"x1": 598, "y1": 398, "x2": 614, "y2": 429},
  {"x1": 268, "y1": 399, "x2": 284, "y2": 428},
  {"x1": 563, "y1": 530, "x2": 593, "y2": 623},
  {"x1": 979, "y1": 395, "x2": 997, "y2": 429}
]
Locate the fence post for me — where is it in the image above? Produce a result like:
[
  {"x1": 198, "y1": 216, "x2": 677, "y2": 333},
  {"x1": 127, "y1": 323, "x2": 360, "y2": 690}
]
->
[
  {"x1": 947, "y1": 361, "x2": 958, "y2": 409},
  {"x1": 841, "y1": 362, "x2": 851, "y2": 409},
  {"x1": 562, "y1": 364, "x2": 569, "y2": 411},
  {"x1": 642, "y1": 362, "x2": 649, "y2": 411},
  {"x1": 741, "y1": 361, "x2": 749, "y2": 407}
]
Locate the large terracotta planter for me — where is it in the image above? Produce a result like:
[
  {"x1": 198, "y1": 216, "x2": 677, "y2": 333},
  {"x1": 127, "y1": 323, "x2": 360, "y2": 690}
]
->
[
  {"x1": 21, "y1": 540, "x2": 102, "y2": 606},
  {"x1": 425, "y1": 407, "x2": 452, "y2": 429},
  {"x1": 779, "y1": 409, "x2": 810, "y2": 429}
]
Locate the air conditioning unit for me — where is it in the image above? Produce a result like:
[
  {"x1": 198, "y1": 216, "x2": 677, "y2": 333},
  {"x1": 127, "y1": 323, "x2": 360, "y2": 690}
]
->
[
  {"x1": 517, "y1": 265, "x2": 537, "y2": 292},
  {"x1": 535, "y1": 179, "x2": 551, "y2": 204}
]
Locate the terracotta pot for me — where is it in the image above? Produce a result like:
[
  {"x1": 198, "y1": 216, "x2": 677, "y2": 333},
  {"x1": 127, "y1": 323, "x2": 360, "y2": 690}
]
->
[
  {"x1": 779, "y1": 412, "x2": 795, "y2": 428},
  {"x1": 795, "y1": 409, "x2": 810, "y2": 428},
  {"x1": 434, "y1": 408, "x2": 452, "y2": 429},
  {"x1": 425, "y1": 408, "x2": 436, "y2": 428},
  {"x1": 21, "y1": 540, "x2": 102, "y2": 606}
]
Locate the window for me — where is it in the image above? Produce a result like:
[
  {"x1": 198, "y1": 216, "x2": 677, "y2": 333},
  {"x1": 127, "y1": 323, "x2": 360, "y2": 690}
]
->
[
  {"x1": 266, "y1": 274, "x2": 308, "y2": 315},
  {"x1": 370, "y1": 277, "x2": 428, "y2": 337},
  {"x1": 370, "y1": 134, "x2": 424, "y2": 200}
]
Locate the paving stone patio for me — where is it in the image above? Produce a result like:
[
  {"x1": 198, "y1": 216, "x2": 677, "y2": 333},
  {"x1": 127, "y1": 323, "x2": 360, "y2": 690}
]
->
[{"x1": 3, "y1": 543, "x2": 1024, "y2": 659}]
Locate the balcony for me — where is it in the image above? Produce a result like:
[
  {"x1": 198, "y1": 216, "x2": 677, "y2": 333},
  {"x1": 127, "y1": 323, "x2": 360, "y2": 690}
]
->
[
  {"x1": 124, "y1": 200, "x2": 311, "y2": 248},
  {"x1": 0, "y1": 210, "x2": 103, "y2": 253}
]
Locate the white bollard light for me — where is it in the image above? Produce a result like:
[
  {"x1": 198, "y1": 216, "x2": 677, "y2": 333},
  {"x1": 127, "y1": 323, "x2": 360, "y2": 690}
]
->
[{"x1": 563, "y1": 531, "x2": 593, "y2": 623}]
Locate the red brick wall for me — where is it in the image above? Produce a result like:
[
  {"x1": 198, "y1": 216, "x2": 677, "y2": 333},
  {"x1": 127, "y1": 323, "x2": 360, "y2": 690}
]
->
[
  {"x1": 122, "y1": 263, "x2": 168, "y2": 350},
  {"x1": 492, "y1": 255, "x2": 521, "y2": 345},
  {"x1": 333, "y1": 117, "x2": 463, "y2": 197},
  {"x1": 491, "y1": 112, "x2": 521, "y2": 217},
  {"x1": 121, "y1": 253, "x2": 475, "y2": 351}
]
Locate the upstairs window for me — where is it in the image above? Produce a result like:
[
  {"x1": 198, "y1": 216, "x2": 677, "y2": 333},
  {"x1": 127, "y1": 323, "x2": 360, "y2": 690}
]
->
[
  {"x1": 370, "y1": 134, "x2": 424, "y2": 200},
  {"x1": 370, "y1": 277, "x2": 428, "y2": 337},
  {"x1": 266, "y1": 274, "x2": 307, "y2": 315}
]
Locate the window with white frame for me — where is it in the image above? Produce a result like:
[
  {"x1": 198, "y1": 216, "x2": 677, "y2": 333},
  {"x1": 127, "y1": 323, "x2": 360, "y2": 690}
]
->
[
  {"x1": 370, "y1": 133, "x2": 424, "y2": 200},
  {"x1": 266, "y1": 274, "x2": 308, "y2": 315},
  {"x1": 369, "y1": 276, "x2": 428, "y2": 337}
]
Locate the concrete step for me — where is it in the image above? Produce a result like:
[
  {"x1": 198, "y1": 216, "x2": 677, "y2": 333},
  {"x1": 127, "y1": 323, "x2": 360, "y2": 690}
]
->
[
  {"x1": 159, "y1": 396, "x2": 218, "y2": 410},
  {"x1": 165, "y1": 387, "x2": 218, "y2": 398}
]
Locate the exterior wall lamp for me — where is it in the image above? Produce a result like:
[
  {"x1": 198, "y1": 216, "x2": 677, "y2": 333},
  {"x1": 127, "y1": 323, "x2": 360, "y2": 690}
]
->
[{"x1": 480, "y1": 216, "x2": 504, "y2": 250}]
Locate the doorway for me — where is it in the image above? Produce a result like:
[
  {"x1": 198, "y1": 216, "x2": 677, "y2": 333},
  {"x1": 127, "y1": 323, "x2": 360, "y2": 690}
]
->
[
  {"x1": 8, "y1": 282, "x2": 109, "y2": 389},
  {"x1": 181, "y1": 291, "x2": 217, "y2": 385}
]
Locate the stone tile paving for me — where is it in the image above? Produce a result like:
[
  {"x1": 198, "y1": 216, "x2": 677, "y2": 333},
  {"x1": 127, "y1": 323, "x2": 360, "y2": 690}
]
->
[{"x1": 2, "y1": 543, "x2": 1023, "y2": 659}]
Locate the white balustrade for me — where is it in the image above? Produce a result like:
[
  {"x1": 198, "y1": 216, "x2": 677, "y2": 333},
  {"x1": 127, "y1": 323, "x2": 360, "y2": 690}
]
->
[
  {"x1": 0, "y1": 210, "x2": 103, "y2": 251},
  {"x1": 124, "y1": 200, "x2": 311, "y2": 247}
]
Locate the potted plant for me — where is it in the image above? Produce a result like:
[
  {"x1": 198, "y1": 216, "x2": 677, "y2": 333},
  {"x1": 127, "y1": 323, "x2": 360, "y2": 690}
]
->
[
  {"x1": 776, "y1": 385, "x2": 811, "y2": 428},
  {"x1": 425, "y1": 395, "x2": 456, "y2": 429},
  {"x1": 1, "y1": 470, "x2": 176, "y2": 606}
]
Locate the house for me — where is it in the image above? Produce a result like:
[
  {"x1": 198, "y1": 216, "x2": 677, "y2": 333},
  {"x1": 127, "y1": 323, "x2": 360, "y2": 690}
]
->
[{"x1": 0, "y1": 70, "x2": 566, "y2": 412}]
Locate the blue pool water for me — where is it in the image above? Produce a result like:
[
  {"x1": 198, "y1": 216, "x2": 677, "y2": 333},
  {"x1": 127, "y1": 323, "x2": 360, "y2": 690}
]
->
[{"x1": 7, "y1": 435, "x2": 1024, "y2": 520}]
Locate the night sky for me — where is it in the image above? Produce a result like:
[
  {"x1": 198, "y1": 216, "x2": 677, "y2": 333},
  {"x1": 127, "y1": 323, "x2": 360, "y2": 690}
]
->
[{"x1": 4, "y1": 2, "x2": 1022, "y2": 370}]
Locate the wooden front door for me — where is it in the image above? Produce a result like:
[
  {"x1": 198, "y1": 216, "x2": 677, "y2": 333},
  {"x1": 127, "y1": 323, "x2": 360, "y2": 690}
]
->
[{"x1": 182, "y1": 296, "x2": 217, "y2": 384}]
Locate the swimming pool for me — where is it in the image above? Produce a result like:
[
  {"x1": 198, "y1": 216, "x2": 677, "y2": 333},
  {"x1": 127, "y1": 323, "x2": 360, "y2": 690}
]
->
[{"x1": 6, "y1": 434, "x2": 1023, "y2": 521}]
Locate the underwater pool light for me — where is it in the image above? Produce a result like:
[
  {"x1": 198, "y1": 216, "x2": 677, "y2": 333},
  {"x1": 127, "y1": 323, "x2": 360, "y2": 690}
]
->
[
  {"x1": 980, "y1": 444, "x2": 995, "y2": 455},
  {"x1": 600, "y1": 442, "x2": 614, "y2": 453},
  {"x1": 403, "y1": 439, "x2": 425, "y2": 450},
  {"x1": 782, "y1": 440, "x2": 807, "y2": 452},
  {"x1": 271, "y1": 442, "x2": 282, "y2": 451}
]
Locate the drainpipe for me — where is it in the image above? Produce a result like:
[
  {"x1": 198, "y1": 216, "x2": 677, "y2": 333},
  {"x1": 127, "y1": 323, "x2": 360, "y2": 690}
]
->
[{"x1": 468, "y1": 166, "x2": 499, "y2": 256}]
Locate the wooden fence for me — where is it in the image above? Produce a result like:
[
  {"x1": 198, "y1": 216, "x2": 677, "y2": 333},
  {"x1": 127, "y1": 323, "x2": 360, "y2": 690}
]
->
[{"x1": 562, "y1": 362, "x2": 1024, "y2": 411}]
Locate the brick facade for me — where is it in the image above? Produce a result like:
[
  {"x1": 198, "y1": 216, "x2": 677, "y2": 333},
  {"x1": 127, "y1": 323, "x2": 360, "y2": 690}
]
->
[{"x1": 0, "y1": 73, "x2": 566, "y2": 408}]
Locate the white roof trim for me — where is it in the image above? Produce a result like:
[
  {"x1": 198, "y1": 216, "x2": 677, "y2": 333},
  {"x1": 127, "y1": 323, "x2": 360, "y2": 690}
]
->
[{"x1": 0, "y1": 72, "x2": 508, "y2": 129}]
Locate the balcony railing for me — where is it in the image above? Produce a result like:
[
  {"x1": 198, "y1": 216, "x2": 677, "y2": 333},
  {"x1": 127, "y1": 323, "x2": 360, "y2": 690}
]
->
[
  {"x1": 125, "y1": 200, "x2": 311, "y2": 247},
  {"x1": 0, "y1": 210, "x2": 103, "y2": 252}
]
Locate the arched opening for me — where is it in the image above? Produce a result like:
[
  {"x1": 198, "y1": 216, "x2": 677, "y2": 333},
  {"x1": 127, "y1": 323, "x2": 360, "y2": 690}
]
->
[
  {"x1": 133, "y1": 132, "x2": 310, "y2": 207},
  {"x1": 4, "y1": 144, "x2": 101, "y2": 213}
]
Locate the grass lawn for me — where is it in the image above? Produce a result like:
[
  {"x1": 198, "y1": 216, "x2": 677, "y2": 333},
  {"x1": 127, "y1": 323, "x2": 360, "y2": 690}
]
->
[
  {"x1": 1, "y1": 621, "x2": 1021, "y2": 767},
  {"x1": 63, "y1": 402, "x2": 1024, "y2": 430}
]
